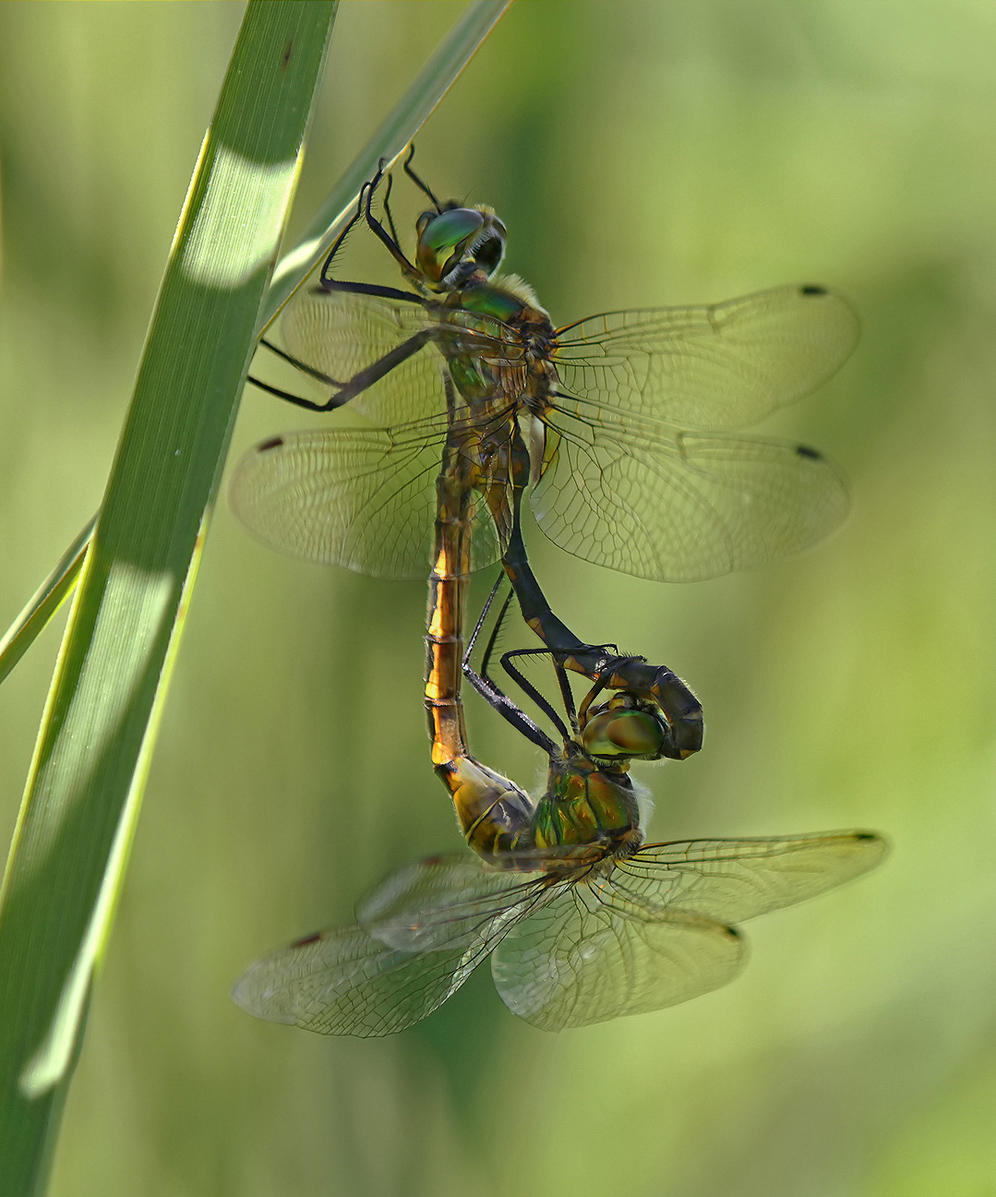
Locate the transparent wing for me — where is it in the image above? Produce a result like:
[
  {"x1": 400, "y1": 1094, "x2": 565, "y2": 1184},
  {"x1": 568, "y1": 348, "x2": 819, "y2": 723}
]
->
[
  {"x1": 491, "y1": 880, "x2": 745, "y2": 1031},
  {"x1": 357, "y1": 854, "x2": 554, "y2": 952},
  {"x1": 232, "y1": 856, "x2": 553, "y2": 1038},
  {"x1": 229, "y1": 424, "x2": 503, "y2": 579},
  {"x1": 532, "y1": 414, "x2": 848, "y2": 581},
  {"x1": 278, "y1": 288, "x2": 450, "y2": 426},
  {"x1": 614, "y1": 831, "x2": 888, "y2": 923},
  {"x1": 553, "y1": 285, "x2": 858, "y2": 431},
  {"x1": 277, "y1": 287, "x2": 524, "y2": 428},
  {"x1": 231, "y1": 923, "x2": 485, "y2": 1037}
]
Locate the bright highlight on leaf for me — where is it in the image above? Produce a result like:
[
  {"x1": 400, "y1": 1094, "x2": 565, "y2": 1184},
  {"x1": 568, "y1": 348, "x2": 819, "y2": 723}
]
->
[{"x1": 180, "y1": 145, "x2": 299, "y2": 289}]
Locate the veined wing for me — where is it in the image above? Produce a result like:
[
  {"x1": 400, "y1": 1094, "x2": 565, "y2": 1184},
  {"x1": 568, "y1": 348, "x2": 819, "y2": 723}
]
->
[
  {"x1": 278, "y1": 287, "x2": 524, "y2": 428},
  {"x1": 491, "y1": 879, "x2": 744, "y2": 1031},
  {"x1": 277, "y1": 288, "x2": 447, "y2": 426},
  {"x1": 553, "y1": 285, "x2": 858, "y2": 432},
  {"x1": 357, "y1": 854, "x2": 555, "y2": 952},
  {"x1": 232, "y1": 855, "x2": 554, "y2": 1037},
  {"x1": 533, "y1": 406, "x2": 848, "y2": 581},
  {"x1": 614, "y1": 831, "x2": 887, "y2": 923},
  {"x1": 489, "y1": 831, "x2": 885, "y2": 1031},
  {"x1": 232, "y1": 923, "x2": 484, "y2": 1037},
  {"x1": 229, "y1": 420, "x2": 504, "y2": 579}
]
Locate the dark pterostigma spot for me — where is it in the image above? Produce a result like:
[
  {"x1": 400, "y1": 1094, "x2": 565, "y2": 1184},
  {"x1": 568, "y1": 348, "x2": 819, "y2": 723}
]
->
[
  {"x1": 799, "y1": 284, "x2": 827, "y2": 296},
  {"x1": 259, "y1": 436, "x2": 285, "y2": 452},
  {"x1": 292, "y1": 931, "x2": 321, "y2": 948},
  {"x1": 795, "y1": 444, "x2": 822, "y2": 460}
]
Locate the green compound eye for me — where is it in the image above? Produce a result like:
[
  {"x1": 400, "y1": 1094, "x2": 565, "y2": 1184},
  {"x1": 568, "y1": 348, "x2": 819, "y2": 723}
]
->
[
  {"x1": 582, "y1": 709, "x2": 667, "y2": 760},
  {"x1": 416, "y1": 209, "x2": 484, "y2": 283},
  {"x1": 421, "y1": 208, "x2": 484, "y2": 252},
  {"x1": 415, "y1": 207, "x2": 506, "y2": 286}
]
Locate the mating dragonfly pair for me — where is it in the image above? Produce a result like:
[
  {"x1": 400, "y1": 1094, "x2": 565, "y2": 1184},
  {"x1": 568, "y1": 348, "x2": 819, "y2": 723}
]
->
[{"x1": 230, "y1": 149, "x2": 885, "y2": 1035}]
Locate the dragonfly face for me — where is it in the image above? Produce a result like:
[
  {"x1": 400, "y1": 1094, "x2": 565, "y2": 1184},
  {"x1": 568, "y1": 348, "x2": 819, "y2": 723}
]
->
[
  {"x1": 414, "y1": 203, "x2": 507, "y2": 291},
  {"x1": 580, "y1": 692, "x2": 670, "y2": 762}
]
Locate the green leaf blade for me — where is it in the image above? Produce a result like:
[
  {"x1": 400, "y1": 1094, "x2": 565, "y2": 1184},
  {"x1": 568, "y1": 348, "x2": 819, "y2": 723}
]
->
[{"x1": 0, "y1": 4, "x2": 336, "y2": 1191}]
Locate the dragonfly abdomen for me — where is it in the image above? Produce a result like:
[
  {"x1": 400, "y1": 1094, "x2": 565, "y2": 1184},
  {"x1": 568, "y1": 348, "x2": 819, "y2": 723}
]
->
[
  {"x1": 424, "y1": 397, "x2": 537, "y2": 861},
  {"x1": 424, "y1": 455, "x2": 475, "y2": 770},
  {"x1": 437, "y1": 755, "x2": 535, "y2": 859}
]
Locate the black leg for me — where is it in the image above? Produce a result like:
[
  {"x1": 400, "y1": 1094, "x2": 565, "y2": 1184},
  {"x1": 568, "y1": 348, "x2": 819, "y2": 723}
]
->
[
  {"x1": 462, "y1": 577, "x2": 558, "y2": 755},
  {"x1": 403, "y1": 143, "x2": 442, "y2": 210}
]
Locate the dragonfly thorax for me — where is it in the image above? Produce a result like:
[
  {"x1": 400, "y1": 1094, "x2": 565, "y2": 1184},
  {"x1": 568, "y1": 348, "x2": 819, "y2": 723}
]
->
[{"x1": 531, "y1": 754, "x2": 643, "y2": 858}]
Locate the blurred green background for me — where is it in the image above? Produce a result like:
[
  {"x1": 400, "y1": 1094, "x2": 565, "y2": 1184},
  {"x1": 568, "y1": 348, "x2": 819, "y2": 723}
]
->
[{"x1": 2, "y1": 2, "x2": 995, "y2": 1194}]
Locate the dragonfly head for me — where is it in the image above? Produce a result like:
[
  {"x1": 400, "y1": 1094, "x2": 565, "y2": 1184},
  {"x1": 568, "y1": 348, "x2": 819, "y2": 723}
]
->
[
  {"x1": 580, "y1": 693, "x2": 669, "y2": 763},
  {"x1": 415, "y1": 204, "x2": 506, "y2": 291}
]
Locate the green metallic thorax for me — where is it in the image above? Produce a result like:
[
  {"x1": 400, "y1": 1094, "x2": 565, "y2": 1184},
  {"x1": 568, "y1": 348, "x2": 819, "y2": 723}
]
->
[
  {"x1": 441, "y1": 282, "x2": 558, "y2": 415},
  {"x1": 451, "y1": 742, "x2": 644, "y2": 867},
  {"x1": 454, "y1": 282, "x2": 526, "y2": 324},
  {"x1": 530, "y1": 753, "x2": 643, "y2": 857}
]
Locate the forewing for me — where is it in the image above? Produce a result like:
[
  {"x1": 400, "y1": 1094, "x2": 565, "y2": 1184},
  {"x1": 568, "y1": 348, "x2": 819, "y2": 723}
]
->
[
  {"x1": 277, "y1": 288, "x2": 524, "y2": 428},
  {"x1": 533, "y1": 415, "x2": 848, "y2": 581},
  {"x1": 278, "y1": 288, "x2": 450, "y2": 426},
  {"x1": 358, "y1": 854, "x2": 552, "y2": 952},
  {"x1": 229, "y1": 424, "x2": 502, "y2": 579},
  {"x1": 491, "y1": 880, "x2": 744, "y2": 1031},
  {"x1": 553, "y1": 285, "x2": 858, "y2": 431},
  {"x1": 615, "y1": 831, "x2": 888, "y2": 923}
]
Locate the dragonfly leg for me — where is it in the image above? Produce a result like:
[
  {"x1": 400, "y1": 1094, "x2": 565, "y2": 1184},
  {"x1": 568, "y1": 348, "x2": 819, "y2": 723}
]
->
[
  {"x1": 380, "y1": 168, "x2": 402, "y2": 248},
  {"x1": 461, "y1": 578, "x2": 561, "y2": 754},
  {"x1": 249, "y1": 325, "x2": 435, "y2": 413},
  {"x1": 500, "y1": 493, "x2": 703, "y2": 760},
  {"x1": 361, "y1": 159, "x2": 421, "y2": 279},
  {"x1": 495, "y1": 644, "x2": 581, "y2": 740},
  {"x1": 319, "y1": 174, "x2": 381, "y2": 285},
  {"x1": 402, "y1": 143, "x2": 442, "y2": 210}
]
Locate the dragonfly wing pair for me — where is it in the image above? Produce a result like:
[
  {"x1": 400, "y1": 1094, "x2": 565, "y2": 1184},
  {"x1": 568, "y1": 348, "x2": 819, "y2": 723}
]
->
[
  {"x1": 232, "y1": 831, "x2": 885, "y2": 1035},
  {"x1": 231, "y1": 285, "x2": 857, "y2": 582},
  {"x1": 492, "y1": 830, "x2": 883, "y2": 1030}
]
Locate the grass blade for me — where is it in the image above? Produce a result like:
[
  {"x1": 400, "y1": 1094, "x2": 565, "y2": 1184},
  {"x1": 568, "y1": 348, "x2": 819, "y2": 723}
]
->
[
  {"x1": 0, "y1": 0, "x2": 512, "y2": 695},
  {"x1": 0, "y1": 518, "x2": 95, "y2": 689},
  {"x1": 0, "y1": 4, "x2": 336, "y2": 1192}
]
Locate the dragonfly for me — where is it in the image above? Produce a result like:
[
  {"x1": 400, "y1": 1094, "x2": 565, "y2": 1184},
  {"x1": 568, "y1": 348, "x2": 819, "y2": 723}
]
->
[
  {"x1": 232, "y1": 150, "x2": 857, "y2": 758},
  {"x1": 231, "y1": 582, "x2": 886, "y2": 1036}
]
